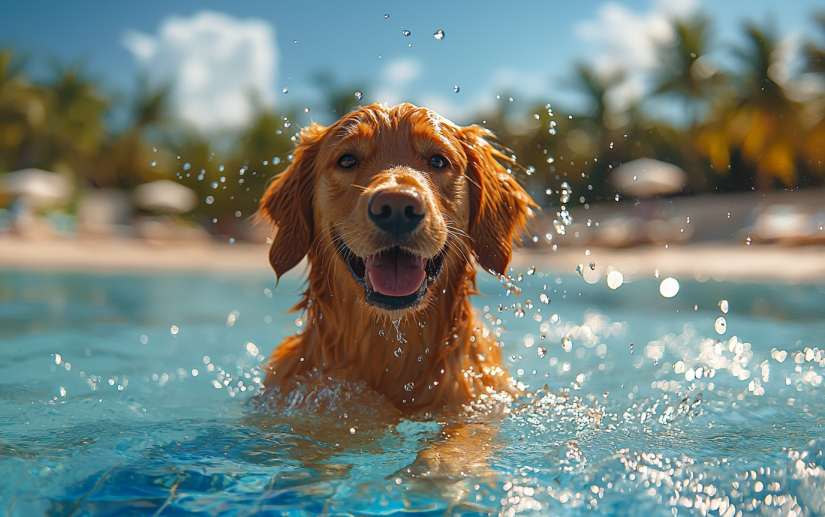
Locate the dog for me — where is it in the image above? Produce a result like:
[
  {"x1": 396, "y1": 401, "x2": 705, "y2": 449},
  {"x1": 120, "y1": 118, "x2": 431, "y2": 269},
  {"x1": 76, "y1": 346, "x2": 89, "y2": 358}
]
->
[{"x1": 257, "y1": 103, "x2": 534, "y2": 417}]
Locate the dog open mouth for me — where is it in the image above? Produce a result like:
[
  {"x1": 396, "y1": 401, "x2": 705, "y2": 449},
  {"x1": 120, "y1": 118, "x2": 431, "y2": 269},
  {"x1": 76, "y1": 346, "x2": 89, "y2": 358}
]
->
[{"x1": 337, "y1": 243, "x2": 444, "y2": 310}]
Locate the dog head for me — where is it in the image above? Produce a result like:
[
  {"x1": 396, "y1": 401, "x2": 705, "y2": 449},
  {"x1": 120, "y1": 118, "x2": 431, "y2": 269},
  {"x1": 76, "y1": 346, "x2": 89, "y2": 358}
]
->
[{"x1": 259, "y1": 103, "x2": 533, "y2": 313}]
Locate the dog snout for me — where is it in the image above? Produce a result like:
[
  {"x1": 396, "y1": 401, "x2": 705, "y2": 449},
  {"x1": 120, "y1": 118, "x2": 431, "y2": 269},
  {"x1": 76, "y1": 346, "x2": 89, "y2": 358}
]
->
[{"x1": 368, "y1": 189, "x2": 426, "y2": 235}]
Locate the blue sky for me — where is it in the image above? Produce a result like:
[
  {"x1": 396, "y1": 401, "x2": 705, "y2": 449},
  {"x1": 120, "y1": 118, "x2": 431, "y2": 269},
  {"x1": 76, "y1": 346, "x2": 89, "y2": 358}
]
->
[{"x1": 2, "y1": 0, "x2": 823, "y2": 129}]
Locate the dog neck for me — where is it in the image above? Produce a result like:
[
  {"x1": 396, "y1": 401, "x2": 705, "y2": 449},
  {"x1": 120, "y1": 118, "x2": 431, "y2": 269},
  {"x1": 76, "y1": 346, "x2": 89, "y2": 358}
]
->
[{"x1": 263, "y1": 247, "x2": 514, "y2": 414}]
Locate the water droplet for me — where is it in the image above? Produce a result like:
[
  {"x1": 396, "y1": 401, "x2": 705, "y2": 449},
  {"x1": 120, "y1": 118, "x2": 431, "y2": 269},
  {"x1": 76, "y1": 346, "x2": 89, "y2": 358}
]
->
[
  {"x1": 170, "y1": 325, "x2": 179, "y2": 335},
  {"x1": 433, "y1": 29, "x2": 445, "y2": 40},
  {"x1": 559, "y1": 208, "x2": 572, "y2": 225},
  {"x1": 418, "y1": 321, "x2": 425, "y2": 328},
  {"x1": 540, "y1": 293, "x2": 550, "y2": 304},
  {"x1": 454, "y1": 85, "x2": 460, "y2": 93},
  {"x1": 628, "y1": 343, "x2": 634, "y2": 354},
  {"x1": 272, "y1": 157, "x2": 281, "y2": 165},
  {"x1": 607, "y1": 271, "x2": 624, "y2": 290},
  {"x1": 282, "y1": 88, "x2": 288, "y2": 94},
  {"x1": 589, "y1": 261, "x2": 595, "y2": 270},
  {"x1": 514, "y1": 308, "x2": 525, "y2": 318},
  {"x1": 525, "y1": 300, "x2": 533, "y2": 309},
  {"x1": 614, "y1": 194, "x2": 621, "y2": 202},
  {"x1": 527, "y1": 266, "x2": 536, "y2": 275},
  {"x1": 537, "y1": 347, "x2": 546, "y2": 358},
  {"x1": 686, "y1": 216, "x2": 691, "y2": 224},
  {"x1": 576, "y1": 264, "x2": 584, "y2": 276},
  {"x1": 211, "y1": 182, "x2": 218, "y2": 189},
  {"x1": 304, "y1": 107, "x2": 310, "y2": 113},
  {"x1": 394, "y1": 347, "x2": 403, "y2": 358},
  {"x1": 746, "y1": 235, "x2": 752, "y2": 245},
  {"x1": 350, "y1": 427, "x2": 356, "y2": 434},
  {"x1": 659, "y1": 277, "x2": 680, "y2": 298},
  {"x1": 547, "y1": 157, "x2": 555, "y2": 164},
  {"x1": 183, "y1": 163, "x2": 191, "y2": 171},
  {"x1": 561, "y1": 336, "x2": 572, "y2": 352},
  {"x1": 715, "y1": 317, "x2": 727, "y2": 334},
  {"x1": 402, "y1": 30, "x2": 411, "y2": 36},
  {"x1": 150, "y1": 161, "x2": 157, "y2": 167},
  {"x1": 404, "y1": 382, "x2": 415, "y2": 391},
  {"x1": 205, "y1": 196, "x2": 214, "y2": 204},
  {"x1": 516, "y1": 273, "x2": 524, "y2": 282}
]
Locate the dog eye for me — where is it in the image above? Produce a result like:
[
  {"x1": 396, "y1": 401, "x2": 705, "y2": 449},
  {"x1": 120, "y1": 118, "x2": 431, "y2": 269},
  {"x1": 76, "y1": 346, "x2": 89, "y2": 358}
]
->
[
  {"x1": 338, "y1": 154, "x2": 357, "y2": 168},
  {"x1": 429, "y1": 154, "x2": 448, "y2": 169}
]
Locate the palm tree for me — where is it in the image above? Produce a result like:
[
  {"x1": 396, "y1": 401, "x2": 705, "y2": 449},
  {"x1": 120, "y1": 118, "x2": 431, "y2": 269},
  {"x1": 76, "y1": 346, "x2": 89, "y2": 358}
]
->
[
  {"x1": 801, "y1": 14, "x2": 825, "y2": 181},
  {"x1": 33, "y1": 62, "x2": 109, "y2": 182},
  {"x1": 653, "y1": 15, "x2": 723, "y2": 192},
  {"x1": 96, "y1": 78, "x2": 171, "y2": 188},
  {"x1": 726, "y1": 24, "x2": 804, "y2": 189},
  {"x1": 0, "y1": 48, "x2": 47, "y2": 172}
]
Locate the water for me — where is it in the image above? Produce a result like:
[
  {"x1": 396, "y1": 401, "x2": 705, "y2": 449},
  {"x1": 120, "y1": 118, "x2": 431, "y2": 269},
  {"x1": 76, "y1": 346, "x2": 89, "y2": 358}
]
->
[{"x1": 1, "y1": 270, "x2": 824, "y2": 516}]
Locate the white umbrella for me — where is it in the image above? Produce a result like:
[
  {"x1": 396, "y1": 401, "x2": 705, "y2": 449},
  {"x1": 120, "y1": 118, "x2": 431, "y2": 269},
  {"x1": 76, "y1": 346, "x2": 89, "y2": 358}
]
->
[
  {"x1": 611, "y1": 158, "x2": 687, "y2": 198},
  {"x1": 0, "y1": 168, "x2": 73, "y2": 206},
  {"x1": 134, "y1": 180, "x2": 197, "y2": 214}
]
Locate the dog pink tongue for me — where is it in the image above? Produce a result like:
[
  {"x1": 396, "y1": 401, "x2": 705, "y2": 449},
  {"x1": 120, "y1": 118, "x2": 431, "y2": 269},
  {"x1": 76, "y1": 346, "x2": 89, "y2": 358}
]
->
[{"x1": 365, "y1": 250, "x2": 427, "y2": 297}]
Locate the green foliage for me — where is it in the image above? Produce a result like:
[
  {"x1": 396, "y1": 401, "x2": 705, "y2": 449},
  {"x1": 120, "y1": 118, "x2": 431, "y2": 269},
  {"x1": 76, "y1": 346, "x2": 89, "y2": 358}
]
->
[{"x1": 0, "y1": 10, "x2": 824, "y2": 237}]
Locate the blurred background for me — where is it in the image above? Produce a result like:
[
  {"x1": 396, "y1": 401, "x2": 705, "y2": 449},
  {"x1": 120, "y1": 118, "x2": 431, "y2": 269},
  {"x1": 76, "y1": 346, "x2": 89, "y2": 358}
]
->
[{"x1": 0, "y1": 0, "x2": 823, "y2": 254}]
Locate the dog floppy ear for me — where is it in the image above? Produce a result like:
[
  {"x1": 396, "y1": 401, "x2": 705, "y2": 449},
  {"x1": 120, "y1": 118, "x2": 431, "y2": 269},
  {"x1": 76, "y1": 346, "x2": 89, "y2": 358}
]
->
[
  {"x1": 258, "y1": 123, "x2": 326, "y2": 279},
  {"x1": 460, "y1": 125, "x2": 533, "y2": 276}
]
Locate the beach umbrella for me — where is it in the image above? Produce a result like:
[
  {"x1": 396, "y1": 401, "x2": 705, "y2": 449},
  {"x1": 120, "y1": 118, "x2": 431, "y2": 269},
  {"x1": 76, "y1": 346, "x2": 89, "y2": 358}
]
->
[
  {"x1": 611, "y1": 158, "x2": 687, "y2": 198},
  {"x1": 0, "y1": 168, "x2": 73, "y2": 206},
  {"x1": 134, "y1": 180, "x2": 197, "y2": 214}
]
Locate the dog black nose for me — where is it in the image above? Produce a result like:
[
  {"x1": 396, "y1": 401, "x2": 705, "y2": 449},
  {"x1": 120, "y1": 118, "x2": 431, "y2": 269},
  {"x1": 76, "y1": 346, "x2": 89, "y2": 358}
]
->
[{"x1": 369, "y1": 189, "x2": 425, "y2": 235}]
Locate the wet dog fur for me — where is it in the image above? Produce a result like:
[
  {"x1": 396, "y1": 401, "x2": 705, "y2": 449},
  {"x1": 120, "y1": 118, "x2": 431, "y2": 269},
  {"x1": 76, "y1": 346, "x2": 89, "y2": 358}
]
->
[{"x1": 257, "y1": 103, "x2": 534, "y2": 416}]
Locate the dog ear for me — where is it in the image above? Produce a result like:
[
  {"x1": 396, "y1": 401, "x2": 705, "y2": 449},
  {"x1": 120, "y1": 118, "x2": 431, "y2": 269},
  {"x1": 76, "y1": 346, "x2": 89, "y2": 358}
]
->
[
  {"x1": 460, "y1": 126, "x2": 534, "y2": 276},
  {"x1": 258, "y1": 123, "x2": 326, "y2": 279}
]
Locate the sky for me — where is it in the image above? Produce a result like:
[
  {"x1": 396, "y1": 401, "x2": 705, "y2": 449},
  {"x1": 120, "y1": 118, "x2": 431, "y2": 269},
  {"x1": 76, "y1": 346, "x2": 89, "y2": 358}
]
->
[{"x1": 2, "y1": 0, "x2": 823, "y2": 131}]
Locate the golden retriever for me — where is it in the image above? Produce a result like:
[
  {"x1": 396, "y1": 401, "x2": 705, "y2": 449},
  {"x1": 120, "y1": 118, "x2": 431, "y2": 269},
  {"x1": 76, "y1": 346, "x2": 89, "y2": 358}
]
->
[{"x1": 257, "y1": 103, "x2": 534, "y2": 416}]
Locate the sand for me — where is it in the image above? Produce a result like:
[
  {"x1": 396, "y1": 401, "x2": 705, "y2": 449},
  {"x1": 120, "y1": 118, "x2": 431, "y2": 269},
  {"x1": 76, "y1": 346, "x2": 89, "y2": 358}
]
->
[{"x1": 1, "y1": 235, "x2": 823, "y2": 284}]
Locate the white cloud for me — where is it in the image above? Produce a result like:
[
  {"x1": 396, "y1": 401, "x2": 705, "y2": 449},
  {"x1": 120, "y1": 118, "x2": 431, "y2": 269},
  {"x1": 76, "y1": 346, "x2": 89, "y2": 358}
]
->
[
  {"x1": 575, "y1": 0, "x2": 698, "y2": 113},
  {"x1": 123, "y1": 11, "x2": 278, "y2": 132},
  {"x1": 384, "y1": 58, "x2": 422, "y2": 85},
  {"x1": 371, "y1": 58, "x2": 422, "y2": 107}
]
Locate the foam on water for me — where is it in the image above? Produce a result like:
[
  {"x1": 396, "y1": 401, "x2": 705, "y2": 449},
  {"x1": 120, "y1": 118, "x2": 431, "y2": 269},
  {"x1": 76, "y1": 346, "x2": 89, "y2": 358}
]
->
[{"x1": 1, "y1": 271, "x2": 824, "y2": 516}]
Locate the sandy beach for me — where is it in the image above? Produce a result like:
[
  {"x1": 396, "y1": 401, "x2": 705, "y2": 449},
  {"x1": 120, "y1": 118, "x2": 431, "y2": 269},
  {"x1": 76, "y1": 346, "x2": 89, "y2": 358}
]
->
[{"x1": 1, "y1": 235, "x2": 822, "y2": 284}]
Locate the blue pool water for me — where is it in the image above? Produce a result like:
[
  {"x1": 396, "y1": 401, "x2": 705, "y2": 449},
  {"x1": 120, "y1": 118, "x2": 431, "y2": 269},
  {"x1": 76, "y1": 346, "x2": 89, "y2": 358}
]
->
[{"x1": 1, "y1": 269, "x2": 824, "y2": 516}]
